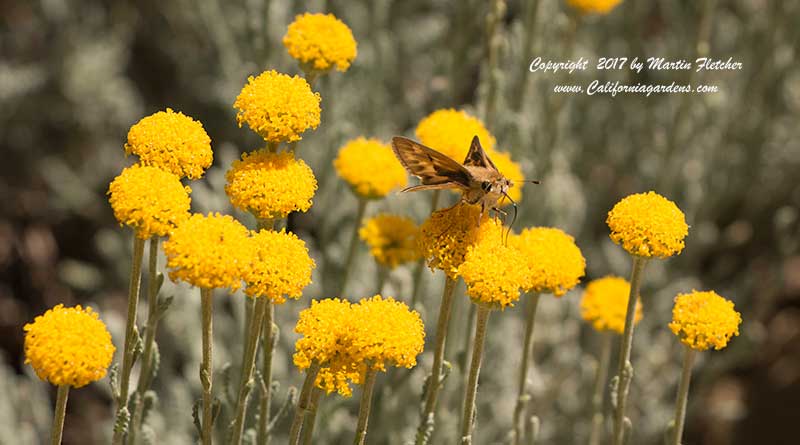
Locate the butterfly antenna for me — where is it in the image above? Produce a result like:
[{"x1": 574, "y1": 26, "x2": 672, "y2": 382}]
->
[
  {"x1": 512, "y1": 179, "x2": 541, "y2": 185},
  {"x1": 502, "y1": 192, "x2": 518, "y2": 245}
]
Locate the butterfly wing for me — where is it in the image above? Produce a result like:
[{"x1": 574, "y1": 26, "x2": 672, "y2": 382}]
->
[
  {"x1": 391, "y1": 137, "x2": 472, "y2": 190},
  {"x1": 462, "y1": 135, "x2": 498, "y2": 170}
]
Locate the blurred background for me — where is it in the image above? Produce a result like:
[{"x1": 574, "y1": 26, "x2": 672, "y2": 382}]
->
[{"x1": 1, "y1": 0, "x2": 799, "y2": 444}]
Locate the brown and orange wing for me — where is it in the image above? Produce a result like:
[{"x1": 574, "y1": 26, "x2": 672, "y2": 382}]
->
[
  {"x1": 391, "y1": 136, "x2": 472, "y2": 191},
  {"x1": 462, "y1": 135, "x2": 498, "y2": 170}
]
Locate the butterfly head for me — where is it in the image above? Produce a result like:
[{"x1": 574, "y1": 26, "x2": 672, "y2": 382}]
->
[{"x1": 480, "y1": 177, "x2": 512, "y2": 196}]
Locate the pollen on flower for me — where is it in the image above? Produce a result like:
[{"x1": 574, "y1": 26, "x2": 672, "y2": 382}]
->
[
  {"x1": 415, "y1": 109, "x2": 496, "y2": 162},
  {"x1": 580, "y1": 276, "x2": 643, "y2": 334},
  {"x1": 334, "y1": 137, "x2": 408, "y2": 199},
  {"x1": 242, "y1": 229, "x2": 315, "y2": 303},
  {"x1": 458, "y1": 221, "x2": 528, "y2": 309},
  {"x1": 351, "y1": 295, "x2": 425, "y2": 371},
  {"x1": 24, "y1": 304, "x2": 115, "y2": 388},
  {"x1": 283, "y1": 13, "x2": 358, "y2": 73},
  {"x1": 669, "y1": 290, "x2": 741, "y2": 351},
  {"x1": 510, "y1": 227, "x2": 586, "y2": 296},
  {"x1": 419, "y1": 204, "x2": 495, "y2": 278},
  {"x1": 108, "y1": 165, "x2": 191, "y2": 239},
  {"x1": 359, "y1": 214, "x2": 421, "y2": 268},
  {"x1": 566, "y1": 0, "x2": 623, "y2": 15},
  {"x1": 124, "y1": 108, "x2": 213, "y2": 180},
  {"x1": 163, "y1": 213, "x2": 250, "y2": 290},
  {"x1": 607, "y1": 191, "x2": 689, "y2": 258},
  {"x1": 486, "y1": 149, "x2": 523, "y2": 203},
  {"x1": 234, "y1": 70, "x2": 321, "y2": 143},
  {"x1": 226, "y1": 149, "x2": 317, "y2": 219}
]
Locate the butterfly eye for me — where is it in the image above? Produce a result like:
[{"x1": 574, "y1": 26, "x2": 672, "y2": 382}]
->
[{"x1": 481, "y1": 181, "x2": 491, "y2": 191}]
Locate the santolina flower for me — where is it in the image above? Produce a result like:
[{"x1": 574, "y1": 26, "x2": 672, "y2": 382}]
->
[
  {"x1": 351, "y1": 295, "x2": 425, "y2": 371},
  {"x1": 243, "y1": 229, "x2": 315, "y2": 303},
  {"x1": 234, "y1": 70, "x2": 321, "y2": 143},
  {"x1": 458, "y1": 221, "x2": 528, "y2": 309},
  {"x1": 125, "y1": 108, "x2": 213, "y2": 179},
  {"x1": 283, "y1": 13, "x2": 357, "y2": 73},
  {"x1": 566, "y1": 0, "x2": 623, "y2": 15},
  {"x1": 487, "y1": 149, "x2": 523, "y2": 203},
  {"x1": 108, "y1": 165, "x2": 191, "y2": 239},
  {"x1": 415, "y1": 109, "x2": 496, "y2": 162},
  {"x1": 580, "y1": 276, "x2": 643, "y2": 334},
  {"x1": 419, "y1": 203, "x2": 494, "y2": 278},
  {"x1": 163, "y1": 213, "x2": 250, "y2": 290},
  {"x1": 225, "y1": 149, "x2": 317, "y2": 219},
  {"x1": 359, "y1": 214, "x2": 421, "y2": 268},
  {"x1": 511, "y1": 227, "x2": 586, "y2": 296},
  {"x1": 607, "y1": 191, "x2": 688, "y2": 258},
  {"x1": 669, "y1": 290, "x2": 741, "y2": 351},
  {"x1": 334, "y1": 137, "x2": 408, "y2": 199},
  {"x1": 24, "y1": 304, "x2": 115, "y2": 388}
]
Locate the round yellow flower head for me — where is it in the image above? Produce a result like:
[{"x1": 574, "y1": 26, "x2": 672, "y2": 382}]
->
[
  {"x1": 419, "y1": 204, "x2": 495, "y2": 278},
  {"x1": 163, "y1": 213, "x2": 250, "y2": 290},
  {"x1": 125, "y1": 108, "x2": 213, "y2": 179},
  {"x1": 510, "y1": 227, "x2": 586, "y2": 296},
  {"x1": 234, "y1": 70, "x2": 321, "y2": 143},
  {"x1": 669, "y1": 290, "x2": 741, "y2": 351},
  {"x1": 283, "y1": 13, "x2": 358, "y2": 73},
  {"x1": 415, "y1": 109, "x2": 496, "y2": 161},
  {"x1": 333, "y1": 137, "x2": 408, "y2": 199},
  {"x1": 351, "y1": 295, "x2": 425, "y2": 371},
  {"x1": 607, "y1": 191, "x2": 688, "y2": 258},
  {"x1": 226, "y1": 149, "x2": 317, "y2": 219},
  {"x1": 580, "y1": 276, "x2": 643, "y2": 334},
  {"x1": 486, "y1": 149, "x2": 523, "y2": 203},
  {"x1": 108, "y1": 165, "x2": 191, "y2": 239},
  {"x1": 243, "y1": 229, "x2": 315, "y2": 303},
  {"x1": 294, "y1": 298, "x2": 363, "y2": 396},
  {"x1": 458, "y1": 222, "x2": 528, "y2": 309},
  {"x1": 24, "y1": 304, "x2": 115, "y2": 388},
  {"x1": 566, "y1": 0, "x2": 623, "y2": 15},
  {"x1": 359, "y1": 214, "x2": 421, "y2": 268}
]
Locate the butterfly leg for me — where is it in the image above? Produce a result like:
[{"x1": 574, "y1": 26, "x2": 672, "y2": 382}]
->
[{"x1": 492, "y1": 207, "x2": 508, "y2": 226}]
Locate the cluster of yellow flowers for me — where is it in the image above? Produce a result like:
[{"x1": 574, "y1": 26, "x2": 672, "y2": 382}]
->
[
  {"x1": 580, "y1": 276, "x2": 643, "y2": 334},
  {"x1": 566, "y1": 0, "x2": 623, "y2": 15},
  {"x1": 283, "y1": 13, "x2": 358, "y2": 73},
  {"x1": 359, "y1": 214, "x2": 421, "y2": 268},
  {"x1": 607, "y1": 191, "x2": 689, "y2": 258},
  {"x1": 334, "y1": 137, "x2": 408, "y2": 199},
  {"x1": 669, "y1": 290, "x2": 741, "y2": 351},
  {"x1": 512, "y1": 227, "x2": 586, "y2": 296},
  {"x1": 243, "y1": 229, "x2": 316, "y2": 303}
]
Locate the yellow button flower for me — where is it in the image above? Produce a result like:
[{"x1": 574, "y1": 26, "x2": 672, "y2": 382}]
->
[
  {"x1": 458, "y1": 221, "x2": 528, "y2": 309},
  {"x1": 486, "y1": 149, "x2": 523, "y2": 203},
  {"x1": 334, "y1": 137, "x2": 408, "y2": 199},
  {"x1": 226, "y1": 149, "x2": 317, "y2": 219},
  {"x1": 243, "y1": 229, "x2": 315, "y2": 303},
  {"x1": 510, "y1": 227, "x2": 586, "y2": 296},
  {"x1": 108, "y1": 165, "x2": 191, "y2": 239},
  {"x1": 283, "y1": 13, "x2": 358, "y2": 73},
  {"x1": 125, "y1": 108, "x2": 213, "y2": 180},
  {"x1": 163, "y1": 213, "x2": 250, "y2": 290},
  {"x1": 359, "y1": 214, "x2": 421, "y2": 268},
  {"x1": 415, "y1": 109, "x2": 496, "y2": 162},
  {"x1": 24, "y1": 304, "x2": 115, "y2": 388},
  {"x1": 669, "y1": 290, "x2": 741, "y2": 351},
  {"x1": 234, "y1": 70, "x2": 321, "y2": 143},
  {"x1": 566, "y1": 0, "x2": 623, "y2": 15},
  {"x1": 580, "y1": 276, "x2": 643, "y2": 334},
  {"x1": 607, "y1": 191, "x2": 689, "y2": 258},
  {"x1": 419, "y1": 204, "x2": 495, "y2": 278},
  {"x1": 351, "y1": 295, "x2": 425, "y2": 371}
]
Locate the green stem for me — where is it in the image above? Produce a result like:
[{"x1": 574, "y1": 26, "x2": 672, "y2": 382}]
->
[
  {"x1": 512, "y1": 293, "x2": 541, "y2": 445},
  {"x1": 256, "y1": 302, "x2": 275, "y2": 445},
  {"x1": 588, "y1": 332, "x2": 614, "y2": 445},
  {"x1": 228, "y1": 297, "x2": 269, "y2": 445},
  {"x1": 414, "y1": 275, "x2": 457, "y2": 445},
  {"x1": 353, "y1": 369, "x2": 379, "y2": 445},
  {"x1": 375, "y1": 266, "x2": 388, "y2": 296},
  {"x1": 460, "y1": 305, "x2": 491, "y2": 444},
  {"x1": 51, "y1": 385, "x2": 69, "y2": 445},
  {"x1": 200, "y1": 288, "x2": 214, "y2": 445},
  {"x1": 670, "y1": 346, "x2": 697, "y2": 445},
  {"x1": 339, "y1": 198, "x2": 368, "y2": 297},
  {"x1": 288, "y1": 362, "x2": 322, "y2": 445},
  {"x1": 300, "y1": 388, "x2": 322, "y2": 445},
  {"x1": 611, "y1": 256, "x2": 648, "y2": 445},
  {"x1": 112, "y1": 236, "x2": 145, "y2": 445}
]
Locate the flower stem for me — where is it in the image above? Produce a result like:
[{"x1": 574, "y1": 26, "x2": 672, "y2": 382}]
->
[
  {"x1": 339, "y1": 198, "x2": 368, "y2": 297},
  {"x1": 51, "y1": 385, "x2": 69, "y2": 445},
  {"x1": 112, "y1": 236, "x2": 145, "y2": 445},
  {"x1": 588, "y1": 332, "x2": 614, "y2": 445},
  {"x1": 288, "y1": 362, "x2": 322, "y2": 445},
  {"x1": 670, "y1": 346, "x2": 696, "y2": 445},
  {"x1": 353, "y1": 368, "x2": 379, "y2": 445},
  {"x1": 414, "y1": 275, "x2": 457, "y2": 444},
  {"x1": 376, "y1": 266, "x2": 388, "y2": 295},
  {"x1": 460, "y1": 305, "x2": 491, "y2": 444},
  {"x1": 512, "y1": 292, "x2": 541, "y2": 445},
  {"x1": 611, "y1": 256, "x2": 648, "y2": 445},
  {"x1": 200, "y1": 288, "x2": 214, "y2": 445},
  {"x1": 300, "y1": 388, "x2": 322, "y2": 445},
  {"x1": 228, "y1": 297, "x2": 268, "y2": 445},
  {"x1": 256, "y1": 301, "x2": 275, "y2": 445}
]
